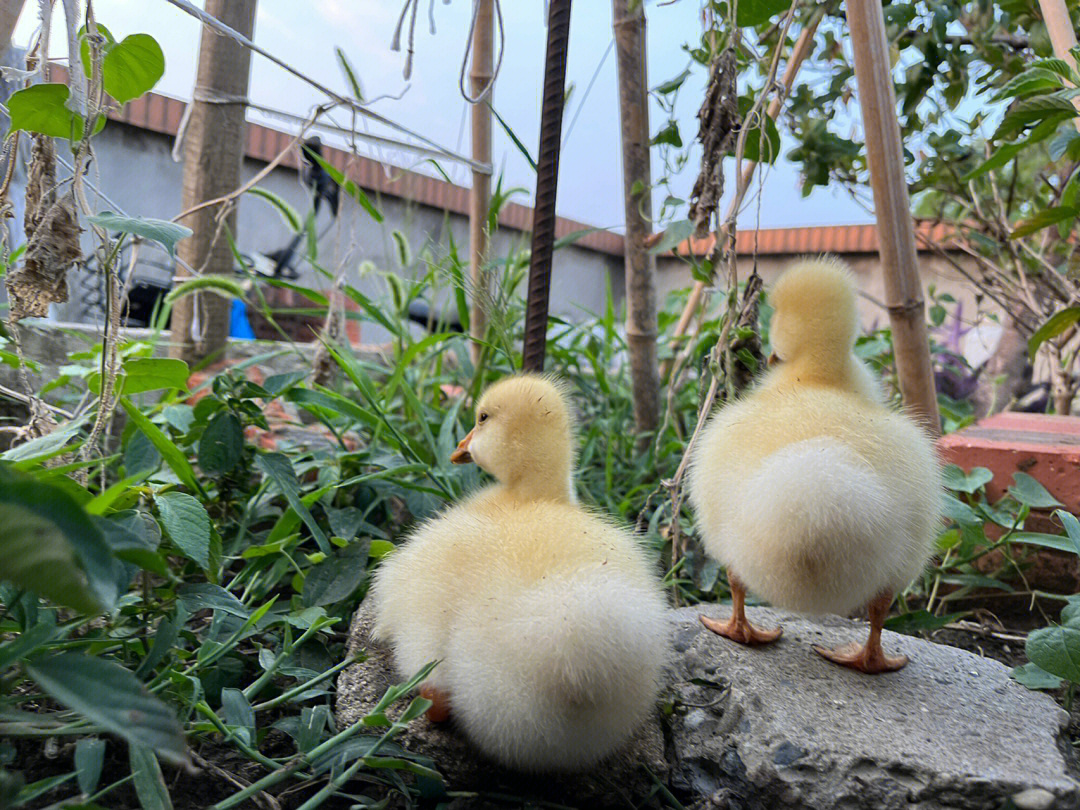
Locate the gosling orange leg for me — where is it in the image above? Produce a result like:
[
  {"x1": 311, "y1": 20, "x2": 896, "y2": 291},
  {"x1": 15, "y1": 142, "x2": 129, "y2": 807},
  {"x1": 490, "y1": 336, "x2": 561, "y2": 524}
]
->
[
  {"x1": 699, "y1": 572, "x2": 782, "y2": 645},
  {"x1": 814, "y1": 590, "x2": 908, "y2": 674},
  {"x1": 419, "y1": 683, "x2": 451, "y2": 722}
]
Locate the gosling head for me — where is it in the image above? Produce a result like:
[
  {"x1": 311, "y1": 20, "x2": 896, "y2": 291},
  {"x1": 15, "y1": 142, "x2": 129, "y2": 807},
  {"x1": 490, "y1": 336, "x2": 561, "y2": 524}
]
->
[
  {"x1": 451, "y1": 374, "x2": 575, "y2": 502},
  {"x1": 768, "y1": 256, "x2": 859, "y2": 377}
]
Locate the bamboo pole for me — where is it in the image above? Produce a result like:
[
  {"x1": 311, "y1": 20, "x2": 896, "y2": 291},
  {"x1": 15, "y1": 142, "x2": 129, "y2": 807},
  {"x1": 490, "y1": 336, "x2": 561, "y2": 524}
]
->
[
  {"x1": 521, "y1": 0, "x2": 571, "y2": 372},
  {"x1": 170, "y1": 0, "x2": 258, "y2": 365},
  {"x1": 659, "y1": 9, "x2": 822, "y2": 380},
  {"x1": 1037, "y1": 0, "x2": 1080, "y2": 123},
  {"x1": 847, "y1": 0, "x2": 940, "y2": 434},
  {"x1": 613, "y1": 0, "x2": 660, "y2": 435},
  {"x1": 468, "y1": 0, "x2": 493, "y2": 363}
]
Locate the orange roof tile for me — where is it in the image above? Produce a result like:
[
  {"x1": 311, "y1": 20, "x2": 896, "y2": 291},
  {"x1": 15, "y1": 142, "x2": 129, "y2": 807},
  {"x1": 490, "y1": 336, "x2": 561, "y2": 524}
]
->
[{"x1": 674, "y1": 222, "x2": 958, "y2": 258}]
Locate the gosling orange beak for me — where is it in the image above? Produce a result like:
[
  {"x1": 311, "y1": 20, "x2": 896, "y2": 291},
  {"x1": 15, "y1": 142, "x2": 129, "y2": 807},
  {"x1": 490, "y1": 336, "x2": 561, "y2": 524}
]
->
[
  {"x1": 450, "y1": 428, "x2": 475, "y2": 464},
  {"x1": 767, "y1": 353, "x2": 779, "y2": 366}
]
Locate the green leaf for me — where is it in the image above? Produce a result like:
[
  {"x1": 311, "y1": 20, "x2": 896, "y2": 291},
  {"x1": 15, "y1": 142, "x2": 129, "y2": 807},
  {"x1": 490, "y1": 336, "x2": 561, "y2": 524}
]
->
[
  {"x1": 1008, "y1": 472, "x2": 1063, "y2": 509},
  {"x1": 128, "y1": 745, "x2": 173, "y2": 810},
  {"x1": 246, "y1": 186, "x2": 302, "y2": 232},
  {"x1": 26, "y1": 654, "x2": 187, "y2": 764},
  {"x1": 488, "y1": 102, "x2": 537, "y2": 171},
  {"x1": 732, "y1": 96, "x2": 781, "y2": 164},
  {"x1": 654, "y1": 67, "x2": 691, "y2": 95},
  {"x1": 991, "y1": 68, "x2": 1064, "y2": 102},
  {"x1": 176, "y1": 583, "x2": 248, "y2": 618},
  {"x1": 1026, "y1": 624, "x2": 1080, "y2": 684},
  {"x1": 154, "y1": 492, "x2": 210, "y2": 569},
  {"x1": 369, "y1": 539, "x2": 396, "y2": 560},
  {"x1": 75, "y1": 738, "x2": 106, "y2": 796},
  {"x1": 336, "y1": 46, "x2": 364, "y2": 101},
  {"x1": 651, "y1": 120, "x2": 682, "y2": 148},
  {"x1": 6, "y1": 83, "x2": 104, "y2": 138},
  {"x1": 164, "y1": 276, "x2": 247, "y2": 306},
  {"x1": 79, "y1": 23, "x2": 116, "y2": 77},
  {"x1": 962, "y1": 117, "x2": 1062, "y2": 182},
  {"x1": 942, "y1": 464, "x2": 993, "y2": 494},
  {"x1": 305, "y1": 151, "x2": 383, "y2": 222},
  {"x1": 86, "y1": 212, "x2": 191, "y2": 257},
  {"x1": 255, "y1": 452, "x2": 330, "y2": 553},
  {"x1": 1030, "y1": 57, "x2": 1080, "y2": 84},
  {"x1": 1028, "y1": 307, "x2": 1080, "y2": 359},
  {"x1": 1054, "y1": 509, "x2": 1080, "y2": 557},
  {"x1": 736, "y1": 0, "x2": 792, "y2": 27},
  {"x1": 648, "y1": 220, "x2": 694, "y2": 255},
  {"x1": 883, "y1": 610, "x2": 966, "y2": 635},
  {"x1": 221, "y1": 688, "x2": 255, "y2": 744},
  {"x1": 125, "y1": 428, "x2": 161, "y2": 476},
  {"x1": 102, "y1": 34, "x2": 164, "y2": 105},
  {"x1": 1062, "y1": 596, "x2": 1080, "y2": 627},
  {"x1": 121, "y1": 398, "x2": 204, "y2": 495},
  {"x1": 1010, "y1": 662, "x2": 1064, "y2": 690},
  {"x1": 302, "y1": 540, "x2": 370, "y2": 607},
  {"x1": 122, "y1": 358, "x2": 189, "y2": 394},
  {"x1": 0, "y1": 505, "x2": 102, "y2": 614},
  {"x1": 1010, "y1": 532, "x2": 1080, "y2": 555},
  {"x1": 0, "y1": 418, "x2": 83, "y2": 463},
  {"x1": 0, "y1": 473, "x2": 119, "y2": 613},
  {"x1": 1049, "y1": 129, "x2": 1080, "y2": 162},
  {"x1": 994, "y1": 93, "x2": 1077, "y2": 141},
  {"x1": 1010, "y1": 205, "x2": 1078, "y2": 239},
  {"x1": 197, "y1": 411, "x2": 243, "y2": 475},
  {"x1": 162, "y1": 404, "x2": 195, "y2": 434},
  {"x1": 90, "y1": 357, "x2": 189, "y2": 396}
]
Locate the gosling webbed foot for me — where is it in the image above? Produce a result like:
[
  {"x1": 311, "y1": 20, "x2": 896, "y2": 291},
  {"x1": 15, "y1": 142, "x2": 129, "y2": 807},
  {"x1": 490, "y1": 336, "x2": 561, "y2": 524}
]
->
[
  {"x1": 699, "y1": 613, "x2": 783, "y2": 646},
  {"x1": 419, "y1": 684, "x2": 452, "y2": 722},
  {"x1": 813, "y1": 640, "x2": 908, "y2": 673}
]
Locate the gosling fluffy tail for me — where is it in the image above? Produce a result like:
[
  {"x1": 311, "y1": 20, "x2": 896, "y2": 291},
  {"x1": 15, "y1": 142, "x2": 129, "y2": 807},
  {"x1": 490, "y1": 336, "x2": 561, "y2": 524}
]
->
[
  {"x1": 444, "y1": 570, "x2": 668, "y2": 772},
  {"x1": 727, "y1": 437, "x2": 906, "y2": 616}
]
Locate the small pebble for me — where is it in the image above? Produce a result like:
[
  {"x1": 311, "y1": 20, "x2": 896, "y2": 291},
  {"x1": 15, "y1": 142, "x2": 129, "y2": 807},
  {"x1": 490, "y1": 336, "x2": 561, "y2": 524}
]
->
[{"x1": 1011, "y1": 787, "x2": 1057, "y2": 810}]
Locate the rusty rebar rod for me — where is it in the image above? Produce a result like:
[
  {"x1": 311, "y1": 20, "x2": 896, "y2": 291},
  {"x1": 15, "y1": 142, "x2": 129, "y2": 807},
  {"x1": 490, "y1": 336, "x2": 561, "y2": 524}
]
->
[{"x1": 521, "y1": 0, "x2": 572, "y2": 372}]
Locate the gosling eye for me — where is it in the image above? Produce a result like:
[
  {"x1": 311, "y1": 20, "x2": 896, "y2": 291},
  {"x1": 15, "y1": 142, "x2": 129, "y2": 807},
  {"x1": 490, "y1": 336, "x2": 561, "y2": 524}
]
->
[{"x1": 478, "y1": 412, "x2": 489, "y2": 424}]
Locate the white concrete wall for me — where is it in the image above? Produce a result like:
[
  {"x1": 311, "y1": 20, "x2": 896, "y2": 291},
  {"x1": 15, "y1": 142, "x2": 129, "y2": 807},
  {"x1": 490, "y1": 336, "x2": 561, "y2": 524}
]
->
[{"x1": 16, "y1": 121, "x2": 623, "y2": 339}]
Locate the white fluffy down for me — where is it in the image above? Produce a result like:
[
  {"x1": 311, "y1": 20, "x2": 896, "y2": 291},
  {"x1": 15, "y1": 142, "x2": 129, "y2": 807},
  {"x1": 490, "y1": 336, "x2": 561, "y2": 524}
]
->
[
  {"x1": 369, "y1": 496, "x2": 670, "y2": 773},
  {"x1": 445, "y1": 569, "x2": 668, "y2": 771},
  {"x1": 721, "y1": 438, "x2": 921, "y2": 615}
]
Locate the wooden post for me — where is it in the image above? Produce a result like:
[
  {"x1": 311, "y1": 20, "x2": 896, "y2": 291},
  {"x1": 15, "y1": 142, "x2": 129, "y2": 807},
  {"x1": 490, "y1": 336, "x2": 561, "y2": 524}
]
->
[
  {"x1": 660, "y1": 9, "x2": 822, "y2": 379},
  {"x1": 847, "y1": 0, "x2": 940, "y2": 434},
  {"x1": 613, "y1": 0, "x2": 660, "y2": 435},
  {"x1": 1037, "y1": 0, "x2": 1080, "y2": 123},
  {"x1": 468, "y1": 0, "x2": 493, "y2": 363},
  {"x1": 170, "y1": 0, "x2": 258, "y2": 365},
  {"x1": 0, "y1": 0, "x2": 25, "y2": 52}
]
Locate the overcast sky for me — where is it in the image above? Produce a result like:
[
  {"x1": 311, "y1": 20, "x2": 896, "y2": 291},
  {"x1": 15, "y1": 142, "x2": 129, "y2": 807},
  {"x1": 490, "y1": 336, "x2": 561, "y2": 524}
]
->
[{"x1": 13, "y1": 0, "x2": 872, "y2": 232}]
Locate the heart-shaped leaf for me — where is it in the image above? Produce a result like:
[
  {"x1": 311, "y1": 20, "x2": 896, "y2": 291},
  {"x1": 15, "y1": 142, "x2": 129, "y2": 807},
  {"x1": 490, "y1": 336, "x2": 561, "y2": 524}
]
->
[{"x1": 102, "y1": 33, "x2": 165, "y2": 104}]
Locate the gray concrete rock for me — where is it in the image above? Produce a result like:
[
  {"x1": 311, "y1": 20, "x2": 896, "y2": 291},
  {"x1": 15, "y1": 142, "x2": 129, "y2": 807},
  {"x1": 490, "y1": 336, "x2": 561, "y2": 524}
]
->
[
  {"x1": 672, "y1": 606, "x2": 1079, "y2": 810},
  {"x1": 336, "y1": 604, "x2": 1080, "y2": 809}
]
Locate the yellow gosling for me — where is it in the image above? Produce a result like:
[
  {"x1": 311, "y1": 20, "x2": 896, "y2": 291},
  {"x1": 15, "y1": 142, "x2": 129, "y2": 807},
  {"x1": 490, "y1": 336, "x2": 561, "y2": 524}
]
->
[
  {"x1": 688, "y1": 256, "x2": 941, "y2": 673},
  {"x1": 370, "y1": 374, "x2": 669, "y2": 770}
]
